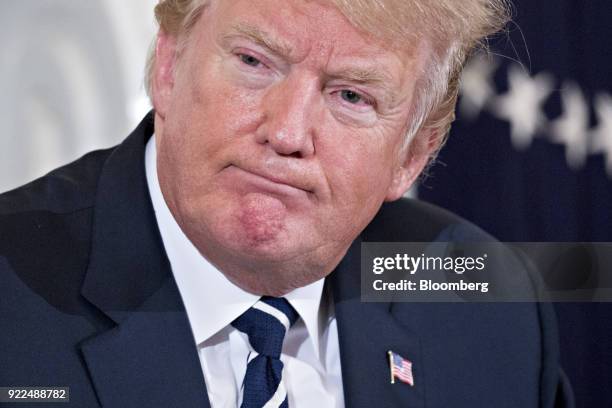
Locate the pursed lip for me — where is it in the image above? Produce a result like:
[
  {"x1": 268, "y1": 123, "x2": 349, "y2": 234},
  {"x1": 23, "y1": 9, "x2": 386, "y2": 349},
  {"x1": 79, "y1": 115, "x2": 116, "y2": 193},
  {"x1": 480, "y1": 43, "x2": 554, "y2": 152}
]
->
[{"x1": 229, "y1": 164, "x2": 315, "y2": 196}]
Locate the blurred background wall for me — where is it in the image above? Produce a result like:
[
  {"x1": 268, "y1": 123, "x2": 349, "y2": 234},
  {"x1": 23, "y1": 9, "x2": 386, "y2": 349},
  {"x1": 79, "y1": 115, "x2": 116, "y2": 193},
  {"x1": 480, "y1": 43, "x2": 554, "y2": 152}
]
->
[{"x1": 0, "y1": 0, "x2": 156, "y2": 193}]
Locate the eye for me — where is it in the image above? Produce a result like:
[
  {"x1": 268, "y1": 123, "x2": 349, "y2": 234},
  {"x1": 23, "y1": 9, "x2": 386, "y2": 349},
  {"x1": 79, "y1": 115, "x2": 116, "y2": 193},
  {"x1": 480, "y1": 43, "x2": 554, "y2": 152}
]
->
[
  {"x1": 336, "y1": 89, "x2": 376, "y2": 110},
  {"x1": 340, "y1": 90, "x2": 363, "y2": 104},
  {"x1": 239, "y1": 53, "x2": 262, "y2": 68}
]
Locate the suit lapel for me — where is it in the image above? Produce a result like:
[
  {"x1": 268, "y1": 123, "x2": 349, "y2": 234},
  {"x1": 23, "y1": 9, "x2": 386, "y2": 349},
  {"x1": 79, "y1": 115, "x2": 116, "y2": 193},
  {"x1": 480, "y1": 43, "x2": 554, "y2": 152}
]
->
[
  {"x1": 79, "y1": 113, "x2": 210, "y2": 407},
  {"x1": 330, "y1": 238, "x2": 425, "y2": 408},
  {"x1": 79, "y1": 276, "x2": 211, "y2": 407}
]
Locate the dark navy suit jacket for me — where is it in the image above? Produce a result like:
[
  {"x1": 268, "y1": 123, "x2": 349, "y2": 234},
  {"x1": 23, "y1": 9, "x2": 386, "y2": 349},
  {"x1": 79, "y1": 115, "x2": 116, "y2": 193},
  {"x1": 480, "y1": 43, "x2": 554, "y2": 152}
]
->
[{"x1": 0, "y1": 113, "x2": 571, "y2": 407}]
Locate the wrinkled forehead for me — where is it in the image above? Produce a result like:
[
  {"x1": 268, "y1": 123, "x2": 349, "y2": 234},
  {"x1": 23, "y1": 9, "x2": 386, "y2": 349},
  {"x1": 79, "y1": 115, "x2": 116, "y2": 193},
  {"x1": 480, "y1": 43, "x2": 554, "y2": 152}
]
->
[
  {"x1": 209, "y1": 0, "x2": 427, "y2": 54},
  {"x1": 206, "y1": 0, "x2": 430, "y2": 75}
]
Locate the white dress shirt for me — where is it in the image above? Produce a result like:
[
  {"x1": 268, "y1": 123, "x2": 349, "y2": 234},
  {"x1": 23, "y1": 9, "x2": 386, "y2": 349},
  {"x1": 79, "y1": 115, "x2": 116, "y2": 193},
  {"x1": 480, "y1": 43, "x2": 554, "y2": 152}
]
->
[{"x1": 145, "y1": 136, "x2": 345, "y2": 407}]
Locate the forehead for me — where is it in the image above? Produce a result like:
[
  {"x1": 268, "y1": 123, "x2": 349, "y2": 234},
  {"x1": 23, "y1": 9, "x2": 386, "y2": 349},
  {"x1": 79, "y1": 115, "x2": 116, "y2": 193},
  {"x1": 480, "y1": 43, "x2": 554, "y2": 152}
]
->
[
  {"x1": 209, "y1": 0, "x2": 425, "y2": 83},
  {"x1": 216, "y1": 0, "x2": 375, "y2": 51}
]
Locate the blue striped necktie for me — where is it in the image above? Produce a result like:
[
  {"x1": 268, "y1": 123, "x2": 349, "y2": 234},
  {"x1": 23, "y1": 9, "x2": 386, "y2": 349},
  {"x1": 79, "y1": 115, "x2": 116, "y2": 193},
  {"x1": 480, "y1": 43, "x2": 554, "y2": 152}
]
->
[{"x1": 231, "y1": 296, "x2": 299, "y2": 408}]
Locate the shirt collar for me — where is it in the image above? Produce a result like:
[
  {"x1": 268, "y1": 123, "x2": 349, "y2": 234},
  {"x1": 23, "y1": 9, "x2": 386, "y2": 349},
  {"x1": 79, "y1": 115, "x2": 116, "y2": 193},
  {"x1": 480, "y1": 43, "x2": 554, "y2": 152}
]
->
[
  {"x1": 145, "y1": 135, "x2": 325, "y2": 359},
  {"x1": 284, "y1": 277, "x2": 325, "y2": 361}
]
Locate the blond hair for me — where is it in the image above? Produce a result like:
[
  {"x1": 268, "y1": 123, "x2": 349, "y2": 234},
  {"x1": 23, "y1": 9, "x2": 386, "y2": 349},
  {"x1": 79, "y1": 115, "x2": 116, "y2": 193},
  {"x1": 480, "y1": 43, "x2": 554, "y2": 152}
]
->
[{"x1": 145, "y1": 0, "x2": 510, "y2": 155}]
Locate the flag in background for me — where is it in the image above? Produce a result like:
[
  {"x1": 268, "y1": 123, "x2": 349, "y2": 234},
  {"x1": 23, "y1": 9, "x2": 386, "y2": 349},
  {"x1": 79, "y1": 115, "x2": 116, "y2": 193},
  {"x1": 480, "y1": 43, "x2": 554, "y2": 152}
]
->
[{"x1": 418, "y1": 1, "x2": 612, "y2": 406}]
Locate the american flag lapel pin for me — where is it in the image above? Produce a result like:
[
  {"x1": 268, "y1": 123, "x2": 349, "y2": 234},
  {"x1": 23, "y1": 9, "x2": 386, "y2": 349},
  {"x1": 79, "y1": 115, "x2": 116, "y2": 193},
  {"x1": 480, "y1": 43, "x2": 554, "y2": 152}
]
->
[{"x1": 388, "y1": 350, "x2": 414, "y2": 386}]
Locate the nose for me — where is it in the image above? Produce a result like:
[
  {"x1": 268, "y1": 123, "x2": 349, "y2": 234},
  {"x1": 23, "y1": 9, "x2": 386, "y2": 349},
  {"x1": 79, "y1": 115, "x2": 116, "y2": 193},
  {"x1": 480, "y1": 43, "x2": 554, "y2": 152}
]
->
[{"x1": 255, "y1": 74, "x2": 319, "y2": 158}]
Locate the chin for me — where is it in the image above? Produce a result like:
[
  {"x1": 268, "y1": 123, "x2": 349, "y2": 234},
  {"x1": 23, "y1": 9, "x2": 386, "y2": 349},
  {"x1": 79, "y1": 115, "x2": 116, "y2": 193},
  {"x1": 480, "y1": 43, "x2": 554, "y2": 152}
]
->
[
  {"x1": 187, "y1": 196, "x2": 322, "y2": 268},
  {"x1": 225, "y1": 230, "x2": 298, "y2": 263},
  {"x1": 224, "y1": 197, "x2": 306, "y2": 257}
]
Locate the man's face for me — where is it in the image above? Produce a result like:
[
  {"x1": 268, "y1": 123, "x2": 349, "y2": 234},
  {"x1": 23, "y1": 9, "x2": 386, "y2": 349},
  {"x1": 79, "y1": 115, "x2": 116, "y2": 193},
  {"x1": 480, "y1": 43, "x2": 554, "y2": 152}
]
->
[{"x1": 154, "y1": 0, "x2": 433, "y2": 294}]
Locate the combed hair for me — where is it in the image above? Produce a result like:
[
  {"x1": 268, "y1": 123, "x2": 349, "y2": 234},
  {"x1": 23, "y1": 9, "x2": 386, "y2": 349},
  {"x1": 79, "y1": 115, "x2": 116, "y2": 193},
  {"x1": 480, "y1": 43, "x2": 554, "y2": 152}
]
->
[{"x1": 145, "y1": 0, "x2": 510, "y2": 156}]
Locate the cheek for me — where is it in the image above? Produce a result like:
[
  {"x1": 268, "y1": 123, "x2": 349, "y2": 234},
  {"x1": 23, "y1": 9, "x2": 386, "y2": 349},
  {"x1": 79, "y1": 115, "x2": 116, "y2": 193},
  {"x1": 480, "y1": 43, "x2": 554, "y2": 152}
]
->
[
  {"x1": 191, "y1": 77, "x2": 265, "y2": 142},
  {"x1": 168, "y1": 77, "x2": 262, "y2": 152},
  {"x1": 160, "y1": 73, "x2": 268, "y2": 196},
  {"x1": 320, "y1": 130, "x2": 396, "y2": 208},
  {"x1": 314, "y1": 139, "x2": 394, "y2": 243}
]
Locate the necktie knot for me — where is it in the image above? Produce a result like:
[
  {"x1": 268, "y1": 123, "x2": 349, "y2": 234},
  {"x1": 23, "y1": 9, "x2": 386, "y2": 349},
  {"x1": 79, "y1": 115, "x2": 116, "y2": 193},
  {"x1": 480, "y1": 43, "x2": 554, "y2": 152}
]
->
[{"x1": 232, "y1": 296, "x2": 298, "y2": 358}]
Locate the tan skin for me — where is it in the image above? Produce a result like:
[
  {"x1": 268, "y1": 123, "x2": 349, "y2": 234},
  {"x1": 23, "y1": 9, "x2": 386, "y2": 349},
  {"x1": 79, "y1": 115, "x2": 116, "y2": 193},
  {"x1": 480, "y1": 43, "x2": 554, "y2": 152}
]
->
[{"x1": 152, "y1": 0, "x2": 439, "y2": 296}]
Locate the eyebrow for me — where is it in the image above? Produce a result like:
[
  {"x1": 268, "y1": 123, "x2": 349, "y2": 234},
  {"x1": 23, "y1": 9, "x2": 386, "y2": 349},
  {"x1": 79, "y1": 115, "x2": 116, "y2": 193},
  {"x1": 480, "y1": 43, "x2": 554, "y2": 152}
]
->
[
  {"x1": 223, "y1": 22, "x2": 294, "y2": 59},
  {"x1": 328, "y1": 67, "x2": 399, "y2": 106},
  {"x1": 328, "y1": 67, "x2": 393, "y2": 87}
]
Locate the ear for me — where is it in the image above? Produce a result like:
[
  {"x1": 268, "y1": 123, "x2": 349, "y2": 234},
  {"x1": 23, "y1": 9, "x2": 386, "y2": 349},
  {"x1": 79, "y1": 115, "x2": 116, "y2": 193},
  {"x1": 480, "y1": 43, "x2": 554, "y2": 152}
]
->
[
  {"x1": 384, "y1": 127, "x2": 440, "y2": 202},
  {"x1": 152, "y1": 30, "x2": 179, "y2": 119}
]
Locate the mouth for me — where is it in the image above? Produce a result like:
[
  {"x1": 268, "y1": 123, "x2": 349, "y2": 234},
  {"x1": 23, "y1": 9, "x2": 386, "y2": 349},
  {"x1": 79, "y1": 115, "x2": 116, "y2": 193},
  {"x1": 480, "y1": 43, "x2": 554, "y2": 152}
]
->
[{"x1": 226, "y1": 165, "x2": 314, "y2": 198}]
